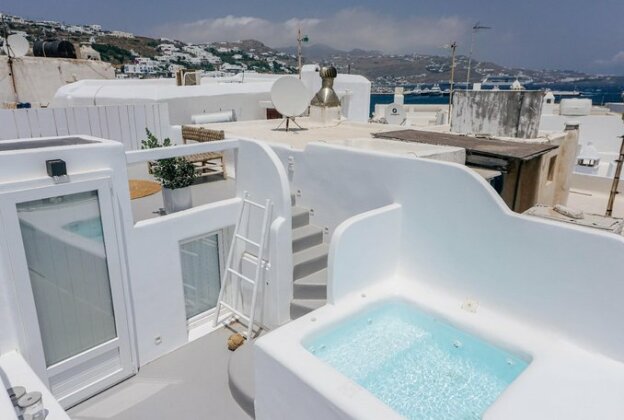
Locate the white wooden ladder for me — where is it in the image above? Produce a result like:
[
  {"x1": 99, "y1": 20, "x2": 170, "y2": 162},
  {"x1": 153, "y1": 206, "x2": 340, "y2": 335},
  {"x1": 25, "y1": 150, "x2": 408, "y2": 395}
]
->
[{"x1": 213, "y1": 193, "x2": 273, "y2": 339}]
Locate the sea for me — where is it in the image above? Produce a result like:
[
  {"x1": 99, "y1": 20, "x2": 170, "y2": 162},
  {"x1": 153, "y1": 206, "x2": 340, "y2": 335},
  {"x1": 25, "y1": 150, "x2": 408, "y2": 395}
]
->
[{"x1": 370, "y1": 82, "x2": 624, "y2": 117}]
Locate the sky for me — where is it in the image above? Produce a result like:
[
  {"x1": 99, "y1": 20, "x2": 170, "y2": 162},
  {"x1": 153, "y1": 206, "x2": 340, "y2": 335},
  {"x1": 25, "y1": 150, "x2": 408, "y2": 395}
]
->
[{"x1": 3, "y1": 0, "x2": 624, "y2": 75}]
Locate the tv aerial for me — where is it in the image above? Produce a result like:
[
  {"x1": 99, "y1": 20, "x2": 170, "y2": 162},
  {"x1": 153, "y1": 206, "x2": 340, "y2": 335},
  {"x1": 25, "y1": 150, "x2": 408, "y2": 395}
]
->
[
  {"x1": 270, "y1": 76, "x2": 310, "y2": 131},
  {"x1": 3, "y1": 34, "x2": 29, "y2": 58},
  {"x1": 385, "y1": 103, "x2": 406, "y2": 125}
]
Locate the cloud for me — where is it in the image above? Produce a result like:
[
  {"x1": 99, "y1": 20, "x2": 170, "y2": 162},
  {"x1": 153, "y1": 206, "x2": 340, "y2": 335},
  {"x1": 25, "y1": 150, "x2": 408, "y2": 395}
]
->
[
  {"x1": 594, "y1": 51, "x2": 624, "y2": 66},
  {"x1": 154, "y1": 8, "x2": 469, "y2": 53}
]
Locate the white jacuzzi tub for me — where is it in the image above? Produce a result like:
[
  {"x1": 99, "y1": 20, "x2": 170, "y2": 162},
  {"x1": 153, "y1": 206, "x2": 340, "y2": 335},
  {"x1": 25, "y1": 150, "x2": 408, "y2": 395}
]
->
[{"x1": 253, "y1": 278, "x2": 611, "y2": 419}]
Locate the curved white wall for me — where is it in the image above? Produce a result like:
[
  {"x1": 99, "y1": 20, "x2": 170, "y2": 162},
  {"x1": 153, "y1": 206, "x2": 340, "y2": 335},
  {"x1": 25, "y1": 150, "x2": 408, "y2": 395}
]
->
[{"x1": 270, "y1": 142, "x2": 624, "y2": 361}]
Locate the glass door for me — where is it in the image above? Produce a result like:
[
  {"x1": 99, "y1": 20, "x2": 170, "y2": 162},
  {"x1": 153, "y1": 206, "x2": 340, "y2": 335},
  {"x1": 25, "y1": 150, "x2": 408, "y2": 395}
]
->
[
  {"x1": 180, "y1": 231, "x2": 224, "y2": 327},
  {"x1": 0, "y1": 178, "x2": 135, "y2": 408}
]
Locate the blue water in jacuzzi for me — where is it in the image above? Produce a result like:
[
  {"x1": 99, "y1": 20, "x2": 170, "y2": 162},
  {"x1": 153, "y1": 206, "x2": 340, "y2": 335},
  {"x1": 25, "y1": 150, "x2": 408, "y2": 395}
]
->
[
  {"x1": 304, "y1": 301, "x2": 529, "y2": 419},
  {"x1": 63, "y1": 217, "x2": 103, "y2": 241}
]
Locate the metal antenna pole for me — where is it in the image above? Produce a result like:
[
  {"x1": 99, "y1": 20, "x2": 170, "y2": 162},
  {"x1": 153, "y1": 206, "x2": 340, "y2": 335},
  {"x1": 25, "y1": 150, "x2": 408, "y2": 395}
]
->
[
  {"x1": 606, "y1": 134, "x2": 624, "y2": 216},
  {"x1": 1, "y1": 15, "x2": 18, "y2": 102},
  {"x1": 448, "y1": 41, "x2": 457, "y2": 121},
  {"x1": 466, "y1": 22, "x2": 490, "y2": 89},
  {"x1": 297, "y1": 27, "x2": 302, "y2": 79}
]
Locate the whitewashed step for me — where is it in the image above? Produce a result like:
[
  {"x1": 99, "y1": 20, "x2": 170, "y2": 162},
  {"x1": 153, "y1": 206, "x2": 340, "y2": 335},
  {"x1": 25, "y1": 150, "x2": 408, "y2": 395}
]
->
[
  {"x1": 292, "y1": 224, "x2": 323, "y2": 253},
  {"x1": 293, "y1": 269, "x2": 327, "y2": 300},
  {"x1": 292, "y1": 206, "x2": 310, "y2": 229},
  {"x1": 290, "y1": 298, "x2": 325, "y2": 319},
  {"x1": 293, "y1": 243, "x2": 329, "y2": 280}
]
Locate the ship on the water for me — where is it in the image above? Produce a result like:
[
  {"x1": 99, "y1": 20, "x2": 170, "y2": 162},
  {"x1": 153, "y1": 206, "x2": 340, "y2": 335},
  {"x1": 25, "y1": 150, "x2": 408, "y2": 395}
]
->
[{"x1": 481, "y1": 73, "x2": 534, "y2": 88}]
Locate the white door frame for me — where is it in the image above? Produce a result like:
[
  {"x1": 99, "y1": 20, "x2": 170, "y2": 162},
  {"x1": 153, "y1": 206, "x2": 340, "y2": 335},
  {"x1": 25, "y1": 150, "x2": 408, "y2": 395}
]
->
[{"x1": 0, "y1": 173, "x2": 136, "y2": 408}]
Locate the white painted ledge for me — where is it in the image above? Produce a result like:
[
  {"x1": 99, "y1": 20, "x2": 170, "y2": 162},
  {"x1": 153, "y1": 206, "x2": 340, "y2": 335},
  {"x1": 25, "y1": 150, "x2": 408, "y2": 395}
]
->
[{"x1": 0, "y1": 351, "x2": 69, "y2": 419}]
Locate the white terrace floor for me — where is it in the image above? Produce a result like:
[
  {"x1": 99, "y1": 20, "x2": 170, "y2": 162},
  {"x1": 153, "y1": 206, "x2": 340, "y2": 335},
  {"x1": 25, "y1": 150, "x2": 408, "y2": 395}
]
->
[
  {"x1": 126, "y1": 164, "x2": 236, "y2": 223},
  {"x1": 68, "y1": 327, "x2": 251, "y2": 420}
]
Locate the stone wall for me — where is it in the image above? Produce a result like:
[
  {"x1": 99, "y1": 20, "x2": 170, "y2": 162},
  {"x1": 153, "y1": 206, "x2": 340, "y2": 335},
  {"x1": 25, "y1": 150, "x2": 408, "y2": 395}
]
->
[{"x1": 451, "y1": 90, "x2": 544, "y2": 138}]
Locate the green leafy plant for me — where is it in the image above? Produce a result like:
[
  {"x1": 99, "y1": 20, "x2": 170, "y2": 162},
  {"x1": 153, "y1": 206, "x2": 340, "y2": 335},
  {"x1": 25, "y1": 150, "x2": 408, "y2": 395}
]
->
[{"x1": 141, "y1": 128, "x2": 196, "y2": 190}]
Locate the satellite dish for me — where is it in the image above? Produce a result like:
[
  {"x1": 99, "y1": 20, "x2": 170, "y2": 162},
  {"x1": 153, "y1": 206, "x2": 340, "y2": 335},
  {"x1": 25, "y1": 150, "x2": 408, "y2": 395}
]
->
[
  {"x1": 4, "y1": 34, "x2": 29, "y2": 58},
  {"x1": 271, "y1": 77, "x2": 310, "y2": 117},
  {"x1": 270, "y1": 76, "x2": 310, "y2": 131},
  {"x1": 385, "y1": 103, "x2": 406, "y2": 125}
]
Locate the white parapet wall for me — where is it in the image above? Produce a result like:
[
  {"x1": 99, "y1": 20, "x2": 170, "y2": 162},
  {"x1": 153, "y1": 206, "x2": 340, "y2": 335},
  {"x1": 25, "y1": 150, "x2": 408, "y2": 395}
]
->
[
  {"x1": 327, "y1": 204, "x2": 402, "y2": 303},
  {"x1": 125, "y1": 138, "x2": 292, "y2": 365},
  {"x1": 255, "y1": 143, "x2": 624, "y2": 419},
  {"x1": 0, "y1": 135, "x2": 292, "y2": 408},
  {"x1": 0, "y1": 103, "x2": 176, "y2": 149}
]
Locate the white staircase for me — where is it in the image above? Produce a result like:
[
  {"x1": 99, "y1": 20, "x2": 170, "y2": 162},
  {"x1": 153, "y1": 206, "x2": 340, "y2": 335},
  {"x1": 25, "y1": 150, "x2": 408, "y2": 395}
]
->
[
  {"x1": 289, "y1": 194, "x2": 328, "y2": 319},
  {"x1": 227, "y1": 193, "x2": 328, "y2": 418}
]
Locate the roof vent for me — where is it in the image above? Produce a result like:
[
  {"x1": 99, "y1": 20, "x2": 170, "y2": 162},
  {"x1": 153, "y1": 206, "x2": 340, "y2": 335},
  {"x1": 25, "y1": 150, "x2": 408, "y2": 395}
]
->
[{"x1": 311, "y1": 66, "x2": 340, "y2": 108}]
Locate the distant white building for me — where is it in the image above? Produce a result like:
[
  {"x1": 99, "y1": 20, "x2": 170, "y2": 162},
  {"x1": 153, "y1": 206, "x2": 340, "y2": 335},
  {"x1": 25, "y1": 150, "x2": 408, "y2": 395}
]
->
[
  {"x1": 172, "y1": 52, "x2": 192, "y2": 61},
  {"x1": 66, "y1": 25, "x2": 86, "y2": 33},
  {"x1": 110, "y1": 31, "x2": 134, "y2": 38},
  {"x1": 207, "y1": 55, "x2": 221, "y2": 65},
  {"x1": 123, "y1": 58, "x2": 161, "y2": 75},
  {"x1": 7, "y1": 16, "x2": 25, "y2": 24},
  {"x1": 221, "y1": 63, "x2": 246, "y2": 73},
  {"x1": 41, "y1": 20, "x2": 60, "y2": 27},
  {"x1": 158, "y1": 44, "x2": 176, "y2": 55}
]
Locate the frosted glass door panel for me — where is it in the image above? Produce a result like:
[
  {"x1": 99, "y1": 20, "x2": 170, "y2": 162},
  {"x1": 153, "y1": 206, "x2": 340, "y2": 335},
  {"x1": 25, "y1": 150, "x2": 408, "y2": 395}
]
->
[
  {"x1": 180, "y1": 233, "x2": 221, "y2": 320},
  {"x1": 17, "y1": 191, "x2": 117, "y2": 367}
]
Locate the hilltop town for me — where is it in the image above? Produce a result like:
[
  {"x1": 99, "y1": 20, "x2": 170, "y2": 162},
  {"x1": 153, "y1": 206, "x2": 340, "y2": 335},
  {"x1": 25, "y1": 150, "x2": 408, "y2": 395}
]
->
[{"x1": 0, "y1": 13, "x2": 298, "y2": 78}]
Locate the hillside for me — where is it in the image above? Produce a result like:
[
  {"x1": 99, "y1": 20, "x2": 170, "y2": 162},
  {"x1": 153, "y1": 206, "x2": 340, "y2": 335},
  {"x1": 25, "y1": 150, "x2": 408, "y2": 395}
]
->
[
  {"x1": 1, "y1": 14, "x2": 298, "y2": 76},
  {"x1": 3, "y1": 12, "x2": 620, "y2": 91},
  {"x1": 279, "y1": 44, "x2": 605, "y2": 91}
]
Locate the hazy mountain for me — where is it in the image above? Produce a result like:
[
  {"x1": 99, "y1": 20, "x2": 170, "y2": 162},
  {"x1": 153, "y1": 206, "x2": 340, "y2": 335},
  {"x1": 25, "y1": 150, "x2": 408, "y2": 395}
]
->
[{"x1": 277, "y1": 43, "x2": 345, "y2": 61}]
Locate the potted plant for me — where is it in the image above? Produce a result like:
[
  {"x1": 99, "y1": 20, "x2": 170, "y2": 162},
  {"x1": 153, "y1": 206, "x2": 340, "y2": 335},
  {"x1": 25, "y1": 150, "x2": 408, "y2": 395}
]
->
[{"x1": 142, "y1": 129, "x2": 196, "y2": 214}]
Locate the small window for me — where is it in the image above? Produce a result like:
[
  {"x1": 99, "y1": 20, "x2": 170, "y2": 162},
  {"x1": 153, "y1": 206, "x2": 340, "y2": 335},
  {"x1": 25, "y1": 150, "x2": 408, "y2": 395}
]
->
[{"x1": 180, "y1": 232, "x2": 223, "y2": 322}]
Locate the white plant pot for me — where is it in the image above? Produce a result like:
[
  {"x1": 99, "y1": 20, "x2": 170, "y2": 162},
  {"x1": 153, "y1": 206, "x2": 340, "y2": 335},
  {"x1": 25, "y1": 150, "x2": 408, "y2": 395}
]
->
[{"x1": 162, "y1": 186, "x2": 192, "y2": 214}]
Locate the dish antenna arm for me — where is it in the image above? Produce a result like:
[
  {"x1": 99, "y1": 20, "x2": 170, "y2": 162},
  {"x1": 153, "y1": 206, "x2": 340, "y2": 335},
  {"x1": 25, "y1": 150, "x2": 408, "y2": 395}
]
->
[{"x1": 2, "y1": 15, "x2": 19, "y2": 102}]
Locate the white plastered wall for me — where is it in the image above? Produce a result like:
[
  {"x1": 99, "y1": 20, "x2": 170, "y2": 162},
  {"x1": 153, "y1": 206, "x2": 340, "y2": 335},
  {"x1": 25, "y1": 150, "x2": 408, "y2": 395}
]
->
[
  {"x1": 255, "y1": 143, "x2": 624, "y2": 420},
  {"x1": 126, "y1": 139, "x2": 292, "y2": 365},
  {"x1": 268, "y1": 142, "x2": 624, "y2": 361}
]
